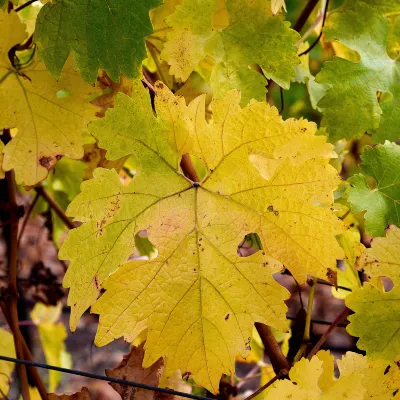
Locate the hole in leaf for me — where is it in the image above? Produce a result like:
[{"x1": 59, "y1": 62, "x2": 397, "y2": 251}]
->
[
  {"x1": 56, "y1": 88, "x2": 71, "y2": 99},
  {"x1": 237, "y1": 233, "x2": 262, "y2": 257}
]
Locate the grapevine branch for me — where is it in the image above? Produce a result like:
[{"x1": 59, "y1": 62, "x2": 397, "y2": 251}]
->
[
  {"x1": 0, "y1": 356, "x2": 213, "y2": 400},
  {"x1": 2, "y1": 130, "x2": 30, "y2": 400},
  {"x1": 34, "y1": 186, "x2": 75, "y2": 230},
  {"x1": 17, "y1": 192, "x2": 40, "y2": 246},
  {"x1": 307, "y1": 306, "x2": 350, "y2": 359},
  {"x1": 0, "y1": 302, "x2": 48, "y2": 399},
  {"x1": 242, "y1": 371, "x2": 284, "y2": 400}
]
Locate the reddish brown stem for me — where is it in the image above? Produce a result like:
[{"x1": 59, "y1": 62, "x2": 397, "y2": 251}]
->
[
  {"x1": 180, "y1": 153, "x2": 200, "y2": 183},
  {"x1": 255, "y1": 323, "x2": 290, "y2": 375},
  {"x1": 4, "y1": 166, "x2": 30, "y2": 400},
  {"x1": 35, "y1": 186, "x2": 75, "y2": 230},
  {"x1": 0, "y1": 302, "x2": 48, "y2": 399},
  {"x1": 243, "y1": 371, "x2": 283, "y2": 400},
  {"x1": 307, "y1": 307, "x2": 350, "y2": 359}
]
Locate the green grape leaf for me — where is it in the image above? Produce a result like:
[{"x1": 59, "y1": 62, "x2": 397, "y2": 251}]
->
[
  {"x1": 35, "y1": 0, "x2": 161, "y2": 83},
  {"x1": 60, "y1": 80, "x2": 343, "y2": 392},
  {"x1": 161, "y1": 0, "x2": 300, "y2": 105},
  {"x1": 348, "y1": 142, "x2": 400, "y2": 237},
  {"x1": 316, "y1": 0, "x2": 400, "y2": 142},
  {"x1": 346, "y1": 284, "x2": 400, "y2": 363}
]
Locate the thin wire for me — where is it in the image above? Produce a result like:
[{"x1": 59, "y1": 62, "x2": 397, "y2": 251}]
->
[
  {"x1": 279, "y1": 87, "x2": 284, "y2": 114},
  {"x1": 299, "y1": 0, "x2": 330, "y2": 56},
  {"x1": 14, "y1": 0, "x2": 38, "y2": 11},
  {"x1": 0, "y1": 355, "x2": 214, "y2": 400}
]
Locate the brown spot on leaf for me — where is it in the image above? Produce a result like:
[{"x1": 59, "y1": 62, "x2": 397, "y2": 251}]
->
[
  {"x1": 39, "y1": 154, "x2": 62, "y2": 170},
  {"x1": 94, "y1": 274, "x2": 100, "y2": 291},
  {"x1": 326, "y1": 268, "x2": 338, "y2": 288},
  {"x1": 225, "y1": 314, "x2": 230, "y2": 321}
]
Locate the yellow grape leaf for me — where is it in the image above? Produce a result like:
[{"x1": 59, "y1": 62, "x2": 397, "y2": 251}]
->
[
  {"x1": 265, "y1": 350, "x2": 366, "y2": 399},
  {"x1": 0, "y1": 11, "x2": 98, "y2": 185},
  {"x1": 338, "y1": 352, "x2": 400, "y2": 399},
  {"x1": 60, "y1": 81, "x2": 343, "y2": 392},
  {"x1": 31, "y1": 303, "x2": 72, "y2": 392},
  {"x1": 346, "y1": 284, "x2": 400, "y2": 363},
  {"x1": 271, "y1": 0, "x2": 286, "y2": 15},
  {"x1": 0, "y1": 328, "x2": 16, "y2": 396},
  {"x1": 106, "y1": 344, "x2": 164, "y2": 400},
  {"x1": 332, "y1": 228, "x2": 363, "y2": 299},
  {"x1": 359, "y1": 225, "x2": 400, "y2": 287}
]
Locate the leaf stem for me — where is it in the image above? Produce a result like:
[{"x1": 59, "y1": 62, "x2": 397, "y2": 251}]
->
[
  {"x1": 307, "y1": 306, "x2": 350, "y2": 359},
  {"x1": 293, "y1": 0, "x2": 320, "y2": 32},
  {"x1": 303, "y1": 277, "x2": 317, "y2": 342},
  {"x1": 242, "y1": 371, "x2": 284, "y2": 400},
  {"x1": 146, "y1": 40, "x2": 169, "y2": 85},
  {"x1": 35, "y1": 186, "x2": 75, "y2": 230}
]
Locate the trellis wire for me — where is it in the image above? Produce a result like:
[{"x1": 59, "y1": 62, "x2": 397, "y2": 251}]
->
[{"x1": 0, "y1": 355, "x2": 214, "y2": 400}]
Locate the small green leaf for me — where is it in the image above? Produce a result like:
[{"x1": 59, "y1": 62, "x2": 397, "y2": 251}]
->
[{"x1": 348, "y1": 142, "x2": 400, "y2": 237}]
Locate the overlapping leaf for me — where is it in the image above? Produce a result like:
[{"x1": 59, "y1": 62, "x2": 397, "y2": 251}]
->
[
  {"x1": 346, "y1": 284, "x2": 400, "y2": 363},
  {"x1": 0, "y1": 328, "x2": 16, "y2": 396},
  {"x1": 265, "y1": 350, "x2": 366, "y2": 399},
  {"x1": 348, "y1": 142, "x2": 400, "y2": 237},
  {"x1": 160, "y1": 0, "x2": 300, "y2": 105},
  {"x1": 359, "y1": 225, "x2": 400, "y2": 288},
  {"x1": 0, "y1": 11, "x2": 98, "y2": 185},
  {"x1": 60, "y1": 80, "x2": 343, "y2": 392},
  {"x1": 30, "y1": 302, "x2": 72, "y2": 392},
  {"x1": 35, "y1": 0, "x2": 161, "y2": 83},
  {"x1": 316, "y1": 0, "x2": 400, "y2": 142}
]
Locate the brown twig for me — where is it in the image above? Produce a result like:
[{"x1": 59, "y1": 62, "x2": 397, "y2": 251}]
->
[
  {"x1": 242, "y1": 371, "x2": 284, "y2": 400},
  {"x1": 255, "y1": 323, "x2": 290, "y2": 375},
  {"x1": 180, "y1": 154, "x2": 201, "y2": 183},
  {"x1": 0, "y1": 302, "x2": 49, "y2": 399},
  {"x1": 35, "y1": 186, "x2": 75, "y2": 230},
  {"x1": 4, "y1": 161, "x2": 30, "y2": 399},
  {"x1": 17, "y1": 192, "x2": 39, "y2": 246},
  {"x1": 307, "y1": 306, "x2": 350, "y2": 359}
]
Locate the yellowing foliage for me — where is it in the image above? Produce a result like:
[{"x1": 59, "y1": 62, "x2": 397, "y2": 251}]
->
[
  {"x1": 0, "y1": 11, "x2": 98, "y2": 185},
  {"x1": 0, "y1": 328, "x2": 16, "y2": 396},
  {"x1": 60, "y1": 80, "x2": 343, "y2": 392},
  {"x1": 266, "y1": 351, "x2": 400, "y2": 399},
  {"x1": 359, "y1": 225, "x2": 400, "y2": 287},
  {"x1": 31, "y1": 303, "x2": 72, "y2": 392}
]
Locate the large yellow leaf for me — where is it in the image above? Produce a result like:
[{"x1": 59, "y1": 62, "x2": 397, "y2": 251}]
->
[
  {"x1": 265, "y1": 351, "x2": 366, "y2": 399},
  {"x1": 266, "y1": 350, "x2": 399, "y2": 399},
  {"x1": 0, "y1": 328, "x2": 16, "y2": 396},
  {"x1": 0, "y1": 11, "x2": 98, "y2": 185},
  {"x1": 359, "y1": 225, "x2": 400, "y2": 287},
  {"x1": 337, "y1": 352, "x2": 400, "y2": 399},
  {"x1": 31, "y1": 303, "x2": 72, "y2": 392},
  {"x1": 60, "y1": 81, "x2": 343, "y2": 392}
]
